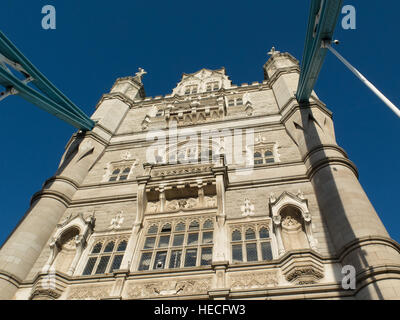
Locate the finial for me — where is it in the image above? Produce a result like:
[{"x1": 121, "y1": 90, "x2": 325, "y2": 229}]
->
[
  {"x1": 268, "y1": 46, "x2": 280, "y2": 57},
  {"x1": 135, "y1": 67, "x2": 147, "y2": 82}
]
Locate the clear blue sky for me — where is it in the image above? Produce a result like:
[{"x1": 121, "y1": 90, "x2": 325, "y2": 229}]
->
[{"x1": 0, "y1": 1, "x2": 399, "y2": 246}]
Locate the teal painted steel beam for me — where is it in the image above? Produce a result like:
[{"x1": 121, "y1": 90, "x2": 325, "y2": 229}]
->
[
  {"x1": 0, "y1": 31, "x2": 94, "y2": 130},
  {"x1": 0, "y1": 66, "x2": 94, "y2": 130},
  {"x1": 296, "y1": 0, "x2": 343, "y2": 103}
]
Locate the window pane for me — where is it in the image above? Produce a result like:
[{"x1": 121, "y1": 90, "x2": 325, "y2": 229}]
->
[
  {"x1": 144, "y1": 237, "x2": 156, "y2": 249},
  {"x1": 236, "y1": 98, "x2": 243, "y2": 105},
  {"x1": 138, "y1": 253, "x2": 152, "y2": 271},
  {"x1": 265, "y1": 158, "x2": 275, "y2": 163},
  {"x1": 228, "y1": 99, "x2": 234, "y2": 106},
  {"x1": 161, "y1": 223, "x2": 172, "y2": 233},
  {"x1": 153, "y1": 251, "x2": 167, "y2": 269},
  {"x1": 200, "y1": 248, "x2": 212, "y2": 266},
  {"x1": 189, "y1": 220, "x2": 199, "y2": 230},
  {"x1": 82, "y1": 257, "x2": 97, "y2": 275},
  {"x1": 109, "y1": 176, "x2": 118, "y2": 182},
  {"x1": 184, "y1": 249, "x2": 197, "y2": 267},
  {"x1": 203, "y1": 220, "x2": 213, "y2": 229},
  {"x1": 187, "y1": 233, "x2": 199, "y2": 245},
  {"x1": 259, "y1": 228, "x2": 269, "y2": 239},
  {"x1": 246, "y1": 243, "x2": 258, "y2": 262},
  {"x1": 261, "y1": 242, "x2": 273, "y2": 261},
  {"x1": 232, "y1": 245, "x2": 243, "y2": 263},
  {"x1": 173, "y1": 234, "x2": 184, "y2": 247},
  {"x1": 175, "y1": 222, "x2": 185, "y2": 232},
  {"x1": 245, "y1": 229, "x2": 256, "y2": 240},
  {"x1": 232, "y1": 230, "x2": 241, "y2": 241},
  {"x1": 112, "y1": 169, "x2": 120, "y2": 175},
  {"x1": 119, "y1": 175, "x2": 128, "y2": 181},
  {"x1": 202, "y1": 231, "x2": 213, "y2": 244},
  {"x1": 254, "y1": 152, "x2": 262, "y2": 158},
  {"x1": 104, "y1": 241, "x2": 115, "y2": 253},
  {"x1": 148, "y1": 225, "x2": 158, "y2": 234},
  {"x1": 265, "y1": 151, "x2": 273, "y2": 157},
  {"x1": 117, "y1": 240, "x2": 127, "y2": 252},
  {"x1": 254, "y1": 159, "x2": 263, "y2": 165},
  {"x1": 92, "y1": 243, "x2": 102, "y2": 254},
  {"x1": 95, "y1": 256, "x2": 111, "y2": 274},
  {"x1": 158, "y1": 235, "x2": 170, "y2": 248},
  {"x1": 169, "y1": 250, "x2": 182, "y2": 269},
  {"x1": 109, "y1": 254, "x2": 123, "y2": 272}
]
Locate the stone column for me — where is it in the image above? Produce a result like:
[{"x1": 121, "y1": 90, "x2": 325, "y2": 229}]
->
[{"x1": 212, "y1": 156, "x2": 229, "y2": 263}]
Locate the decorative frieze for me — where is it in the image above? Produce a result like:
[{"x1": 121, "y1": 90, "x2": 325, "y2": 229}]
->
[
  {"x1": 125, "y1": 278, "x2": 211, "y2": 298},
  {"x1": 230, "y1": 271, "x2": 278, "y2": 290},
  {"x1": 146, "y1": 195, "x2": 217, "y2": 214},
  {"x1": 67, "y1": 284, "x2": 113, "y2": 300}
]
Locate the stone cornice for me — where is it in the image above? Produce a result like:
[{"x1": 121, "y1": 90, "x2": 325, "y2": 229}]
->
[
  {"x1": 338, "y1": 236, "x2": 400, "y2": 262},
  {"x1": 0, "y1": 270, "x2": 23, "y2": 288},
  {"x1": 303, "y1": 144, "x2": 349, "y2": 164},
  {"x1": 280, "y1": 99, "x2": 332, "y2": 124},
  {"x1": 267, "y1": 66, "x2": 301, "y2": 87},
  {"x1": 42, "y1": 175, "x2": 80, "y2": 190},
  {"x1": 95, "y1": 92, "x2": 136, "y2": 109},
  {"x1": 30, "y1": 189, "x2": 72, "y2": 207},
  {"x1": 263, "y1": 52, "x2": 300, "y2": 70},
  {"x1": 306, "y1": 156, "x2": 359, "y2": 180}
]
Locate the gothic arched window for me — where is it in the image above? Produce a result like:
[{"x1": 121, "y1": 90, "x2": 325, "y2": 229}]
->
[
  {"x1": 109, "y1": 166, "x2": 132, "y2": 182},
  {"x1": 253, "y1": 149, "x2": 275, "y2": 165},
  {"x1": 82, "y1": 239, "x2": 127, "y2": 276},
  {"x1": 138, "y1": 219, "x2": 214, "y2": 271},
  {"x1": 230, "y1": 225, "x2": 273, "y2": 263}
]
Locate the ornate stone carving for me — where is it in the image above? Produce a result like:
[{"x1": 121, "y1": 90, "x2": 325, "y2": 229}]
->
[
  {"x1": 30, "y1": 288, "x2": 61, "y2": 300},
  {"x1": 120, "y1": 151, "x2": 132, "y2": 160},
  {"x1": 109, "y1": 211, "x2": 124, "y2": 230},
  {"x1": 285, "y1": 267, "x2": 324, "y2": 285},
  {"x1": 44, "y1": 212, "x2": 95, "y2": 275},
  {"x1": 240, "y1": 198, "x2": 255, "y2": 217},
  {"x1": 125, "y1": 278, "x2": 211, "y2": 298},
  {"x1": 151, "y1": 164, "x2": 213, "y2": 177},
  {"x1": 269, "y1": 191, "x2": 318, "y2": 254},
  {"x1": 230, "y1": 271, "x2": 278, "y2": 290},
  {"x1": 68, "y1": 285, "x2": 113, "y2": 300},
  {"x1": 146, "y1": 195, "x2": 217, "y2": 214}
]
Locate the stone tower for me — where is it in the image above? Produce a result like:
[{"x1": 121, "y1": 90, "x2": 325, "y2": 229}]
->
[{"x1": 1, "y1": 50, "x2": 399, "y2": 300}]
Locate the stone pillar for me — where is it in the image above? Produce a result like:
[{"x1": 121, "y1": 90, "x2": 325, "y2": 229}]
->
[
  {"x1": 122, "y1": 170, "x2": 151, "y2": 272},
  {"x1": 212, "y1": 156, "x2": 229, "y2": 263},
  {"x1": 265, "y1": 50, "x2": 400, "y2": 299}
]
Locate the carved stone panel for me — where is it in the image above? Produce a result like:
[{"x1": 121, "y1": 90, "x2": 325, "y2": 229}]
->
[
  {"x1": 67, "y1": 284, "x2": 113, "y2": 300},
  {"x1": 124, "y1": 278, "x2": 211, "y2": 298},
  {"x1": 229, "y1": 271, "x2": 278, "y2": 290}
]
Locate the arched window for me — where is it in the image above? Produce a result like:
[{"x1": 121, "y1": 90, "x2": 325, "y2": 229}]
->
[
  {"x1": 138, "y1": 219, "x2": 214, "y2": 271},
  {"x1": 109, "y1": 166, "x2": 133, "y2": 182},
  {"x1": 230, "y1": 226, "x2": 273, "y2": 263},
  {"x1": 82, "y1": 238, "x2": 127, "y2": 276},
  {"x1": 254, "y1": 152, "x2": 263, "y2": 165},
  {"x1": 109, "y1": 169, "x2": 120, "y2": 182},
  {"x1": 148, "y1": 225, "x2": 158, "y2": 234},
  {"x1": 119, "y1": 168, "x2": 131, "y2": 181},
  {"x1": 253, "y1": 149, "x2": 275, "y2": 165}
]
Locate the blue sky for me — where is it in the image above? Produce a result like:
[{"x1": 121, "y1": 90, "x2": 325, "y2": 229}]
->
[{"x1": 0, "y1": 1, "x2": 399, "y2": 246}]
